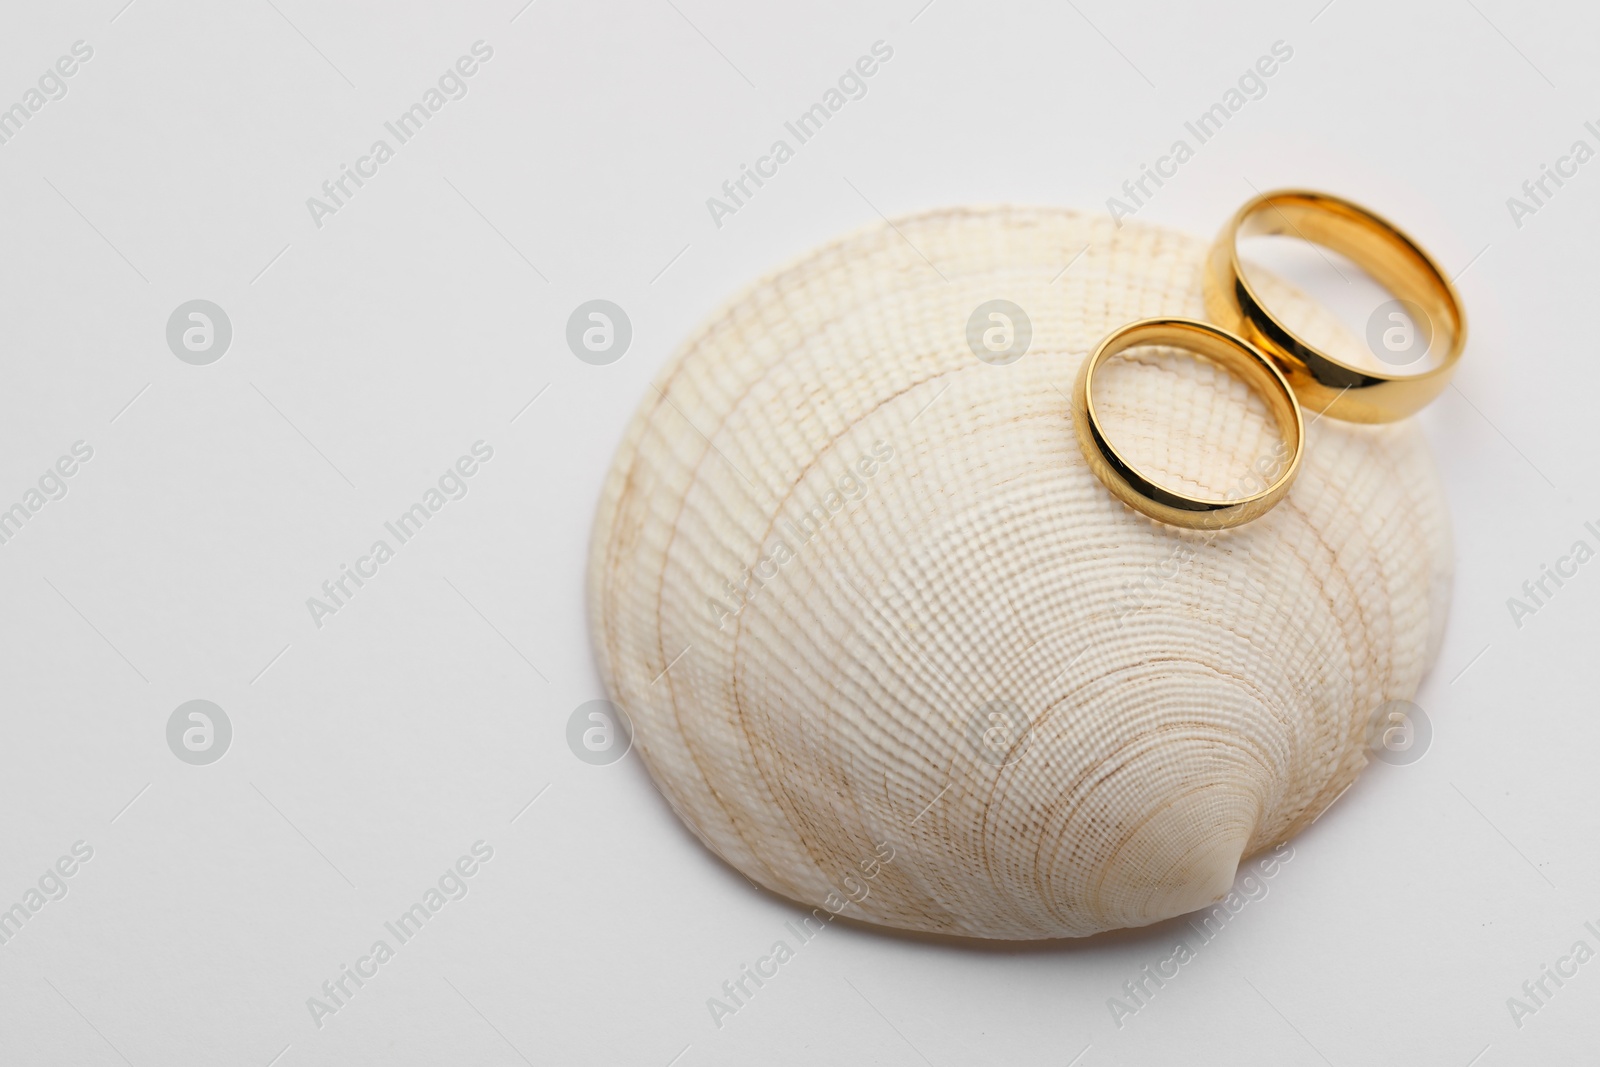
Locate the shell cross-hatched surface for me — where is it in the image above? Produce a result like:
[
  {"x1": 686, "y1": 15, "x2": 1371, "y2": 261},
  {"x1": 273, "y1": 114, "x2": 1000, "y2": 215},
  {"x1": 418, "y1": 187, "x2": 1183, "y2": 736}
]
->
[{"x1": 587, "y1": 206, "x2": 1452, "y2": 940}]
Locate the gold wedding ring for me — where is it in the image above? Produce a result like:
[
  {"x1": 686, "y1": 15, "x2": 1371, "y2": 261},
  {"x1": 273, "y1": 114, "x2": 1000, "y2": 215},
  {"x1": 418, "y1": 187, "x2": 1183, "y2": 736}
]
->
[
  {"x1": 1073, "y1": 318, "x2": 1305, "y2": 529},
  {"x1": 1204, "y1": 189, "x2": 1466, "y2": 423}
]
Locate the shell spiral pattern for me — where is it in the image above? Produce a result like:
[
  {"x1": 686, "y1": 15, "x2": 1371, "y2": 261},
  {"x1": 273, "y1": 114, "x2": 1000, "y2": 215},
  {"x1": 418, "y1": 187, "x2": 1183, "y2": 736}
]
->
[{"x1": 588, "y1": 206, "x2": 1452, "y2": 939}]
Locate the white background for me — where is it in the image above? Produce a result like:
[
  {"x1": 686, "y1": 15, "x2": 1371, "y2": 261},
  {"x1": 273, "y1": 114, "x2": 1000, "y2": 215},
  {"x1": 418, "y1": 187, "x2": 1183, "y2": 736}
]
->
[{"x1": 0, "y1": 0, "x2": 1595, "y2": 1064}]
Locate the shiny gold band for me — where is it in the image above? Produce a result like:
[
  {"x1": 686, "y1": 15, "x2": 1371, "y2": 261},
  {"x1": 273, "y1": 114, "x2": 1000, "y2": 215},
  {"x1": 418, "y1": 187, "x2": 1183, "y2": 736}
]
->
[
  {"x1": 1072, "y1": 318, "x2": 1305, "y2": 530},
  {"x1": 1203, "y1": 189, "x2": 1466, "y2": 423}
]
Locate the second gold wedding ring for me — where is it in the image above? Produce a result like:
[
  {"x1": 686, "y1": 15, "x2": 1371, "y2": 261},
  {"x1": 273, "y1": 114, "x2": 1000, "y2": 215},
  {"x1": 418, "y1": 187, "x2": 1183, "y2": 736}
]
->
[
  {"x1": 1073, "y1": 318, "x2": 1305, "y2": 530},
  {"x1": 1204, "y1": 189, "x2": 1466, "y2": 423}
]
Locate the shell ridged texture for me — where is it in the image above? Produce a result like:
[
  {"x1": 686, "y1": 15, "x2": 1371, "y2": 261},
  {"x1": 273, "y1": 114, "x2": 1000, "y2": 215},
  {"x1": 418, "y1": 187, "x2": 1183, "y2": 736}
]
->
[{"x1": 588, "y1": 206, "x2": 1452, "y2": 939}]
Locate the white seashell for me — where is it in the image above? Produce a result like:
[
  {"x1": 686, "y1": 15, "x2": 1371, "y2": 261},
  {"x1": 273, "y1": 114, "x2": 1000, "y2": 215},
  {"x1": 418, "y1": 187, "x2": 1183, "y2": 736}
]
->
[{"x1": 587, "y1": 206, "x2": 1452, "y2": 940}]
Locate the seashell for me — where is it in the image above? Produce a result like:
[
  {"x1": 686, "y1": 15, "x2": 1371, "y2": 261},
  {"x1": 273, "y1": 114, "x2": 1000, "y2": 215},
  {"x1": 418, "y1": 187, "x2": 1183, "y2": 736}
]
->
[{"x1": 587, "y1": 205, "x2": 1452, "y2": 940}]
